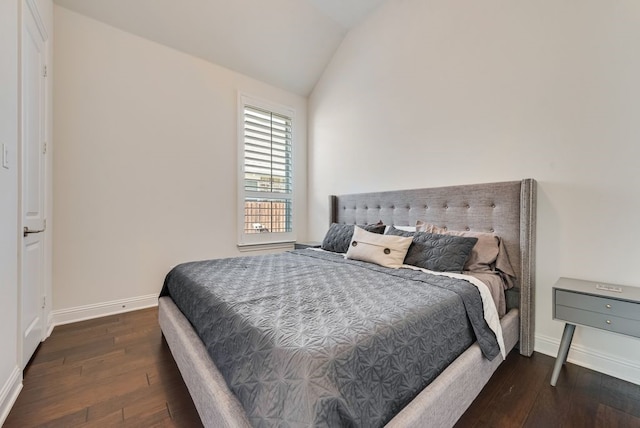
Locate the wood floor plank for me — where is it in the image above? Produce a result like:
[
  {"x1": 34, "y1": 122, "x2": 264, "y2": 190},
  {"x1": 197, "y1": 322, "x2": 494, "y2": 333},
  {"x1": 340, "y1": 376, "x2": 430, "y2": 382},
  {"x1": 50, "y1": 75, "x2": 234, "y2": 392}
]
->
[
  {"x1": 122, "y1": 397, "x2": 171, "y2": 423},
  {"x1": 595, "y1": 403, "x2": 640, "y2": 428},
  {"x1": 114, "y1": 327, "x2": 160, "y2": 347},
  {"x1": 36, "y1": 326, "x2": 112, "y2": 352},
  {"x1": 52, "y1": 314, "x2": 121, "y2": 333},
  {"x1": 522, "y1": 359, "x2": 582, "y2": 427},
  {"x1": 31, "y1": 336, "x2": 117, "y2": 365},
  {"x1": 86, "y1": 381, "x2": 168, "y2": 422},
  {"x1": 80, "y1": 353, "x2": 162, "y2": 382},
  {"x1": 565, "y1": 367, "x2": 604, "y2": 426},
  {"x1": 10, "y1": 370, "x2": 149, "y2": 423},
  {"x1": 82, "y1": 408, "x2": 125, "y2": 427},
  {"x1": 522, "y1": 383, "x2": 573, "y2": 427},
  {"x1": 38, "y1": 407, "x2": 88, "y2": 428},
  {"x1": 22, "y1": 355, "x2": 65, "y2": 378},
  {"x1": 474, "y1": 352, "x2": 553, "y2": 427},
  {"x1": 600, "y1": 374, "x2": 640, "y2": 418},
  {"x1": 16, "y1": 370, "x2": 85, "y2": 405},
  {"x1": 22, "y1": 359, "x2": 82, "y2": 388},
  {"x1": 454, "y1": 349, "x2": 521, "y2": 427}
]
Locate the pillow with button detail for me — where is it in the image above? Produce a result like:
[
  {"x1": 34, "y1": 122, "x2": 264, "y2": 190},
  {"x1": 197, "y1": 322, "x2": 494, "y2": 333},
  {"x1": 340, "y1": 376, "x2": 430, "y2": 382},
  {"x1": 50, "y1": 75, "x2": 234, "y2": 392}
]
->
[
  {"x1": 415, "y1": 220, "x2": 500, "y2": 273},
  {"x1": 386, "y1": 226, "x2": 478, "y2": 273},
  {"x1": 345, "y1": 226, "x2": 413, "y2": 269},
  {"x1": 321, "y1": 222, "x2": 386, "y2": 254}
]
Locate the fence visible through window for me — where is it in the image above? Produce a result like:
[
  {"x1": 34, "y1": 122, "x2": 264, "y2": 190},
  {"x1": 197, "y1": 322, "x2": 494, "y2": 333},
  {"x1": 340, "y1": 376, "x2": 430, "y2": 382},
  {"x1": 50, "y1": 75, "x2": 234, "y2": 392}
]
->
[{"x1": 244, "y1": 199, "x2": 292, "y2": 234}]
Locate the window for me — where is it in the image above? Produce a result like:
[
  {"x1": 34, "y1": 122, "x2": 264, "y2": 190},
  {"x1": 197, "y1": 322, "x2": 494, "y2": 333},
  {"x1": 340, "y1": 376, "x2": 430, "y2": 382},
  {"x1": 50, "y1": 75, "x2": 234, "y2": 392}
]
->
[{"x1": 238, "y1": 95, "x2": 295, "y2": 246}]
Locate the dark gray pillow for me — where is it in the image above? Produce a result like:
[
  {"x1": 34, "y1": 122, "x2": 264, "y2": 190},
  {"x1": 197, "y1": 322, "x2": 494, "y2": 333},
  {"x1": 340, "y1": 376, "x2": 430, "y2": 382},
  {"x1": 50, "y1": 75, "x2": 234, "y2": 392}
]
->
[
  {"x1": 386, "y1": 226, "x2": 478, "y2": 272},
  {"x1": 321, "y1": 223, "x2": 385, "y2": 253}
]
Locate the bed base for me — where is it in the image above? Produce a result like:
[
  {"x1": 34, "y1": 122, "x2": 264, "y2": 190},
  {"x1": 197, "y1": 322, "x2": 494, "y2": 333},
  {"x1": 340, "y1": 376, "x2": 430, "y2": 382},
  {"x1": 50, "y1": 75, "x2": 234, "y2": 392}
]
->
[{"x1": 160, "y1": 296, "x2": 519, "y2": 428}]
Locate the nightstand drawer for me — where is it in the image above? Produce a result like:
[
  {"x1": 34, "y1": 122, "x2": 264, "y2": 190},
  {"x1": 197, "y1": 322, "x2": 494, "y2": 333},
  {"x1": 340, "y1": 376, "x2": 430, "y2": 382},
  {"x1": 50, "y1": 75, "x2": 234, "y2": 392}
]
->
[
  {"x1": 555, "y1": 290, "x2": 640, "y2": 321},
  {"x1": 555, "y1": 305, "x2": 640, "y2": 338}
]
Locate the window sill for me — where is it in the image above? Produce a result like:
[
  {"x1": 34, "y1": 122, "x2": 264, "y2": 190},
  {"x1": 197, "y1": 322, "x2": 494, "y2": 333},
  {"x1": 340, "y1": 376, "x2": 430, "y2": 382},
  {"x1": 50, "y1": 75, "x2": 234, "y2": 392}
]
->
[{"x1": 237, "y1": 241, "x2": 295, "y2": 253}]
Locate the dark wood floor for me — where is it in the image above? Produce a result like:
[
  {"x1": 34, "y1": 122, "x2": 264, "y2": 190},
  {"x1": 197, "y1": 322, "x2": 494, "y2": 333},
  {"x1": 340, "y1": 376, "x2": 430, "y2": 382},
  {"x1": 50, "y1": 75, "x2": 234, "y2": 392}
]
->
[
  {"x1": 456, "y1": 347, "x2": 640, "y2": 427},
  {"x1": 5, "y1": 307, "x2": 202, "y2": 427},
  {"x1": 5, "y1": 308, "x2": 640, "y2": 427}
]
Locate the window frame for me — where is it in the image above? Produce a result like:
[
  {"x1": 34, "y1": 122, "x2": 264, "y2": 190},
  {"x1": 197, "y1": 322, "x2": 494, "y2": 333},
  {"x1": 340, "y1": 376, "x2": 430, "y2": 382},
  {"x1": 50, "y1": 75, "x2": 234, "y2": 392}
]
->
[{"x1": 237, "y1": 93, "x2": 296, "y2": 248}]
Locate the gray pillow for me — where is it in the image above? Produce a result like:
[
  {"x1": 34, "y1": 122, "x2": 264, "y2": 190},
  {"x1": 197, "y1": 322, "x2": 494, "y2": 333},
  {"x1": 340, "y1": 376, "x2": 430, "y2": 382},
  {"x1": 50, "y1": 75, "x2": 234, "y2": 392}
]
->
[
  {"x1": 386, "y1": 226, "x2": 478, "y2": 272},
  {"x1": 321, "y1": 223, "x2": 385, "y2": 253}
]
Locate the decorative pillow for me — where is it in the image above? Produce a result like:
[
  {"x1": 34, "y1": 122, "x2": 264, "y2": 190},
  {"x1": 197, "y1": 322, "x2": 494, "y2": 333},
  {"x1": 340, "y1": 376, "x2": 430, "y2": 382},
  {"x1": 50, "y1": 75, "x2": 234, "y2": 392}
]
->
[
  {"x1": 386, "y1": 226, "x2": 478, "y2": 272},
  {"x1": 321, "y1": 222, "x2": 386, "y2": 253},
  {"x1": 346, "y1": 226, "x2": 413, "y2": 269},
  {"x1": 415, "y1": 221, "x2": 499, "y2": 273}
]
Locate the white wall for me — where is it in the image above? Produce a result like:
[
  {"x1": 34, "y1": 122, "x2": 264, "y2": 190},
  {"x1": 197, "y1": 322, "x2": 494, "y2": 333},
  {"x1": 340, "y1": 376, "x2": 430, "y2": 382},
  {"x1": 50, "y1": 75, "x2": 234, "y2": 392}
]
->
[
  {"x1": 53, "y1": 7, "x2": 307, "y2": 315},
  {"x1": 0, "y1": 0, "x2": 22, "y2": 421},
  {"x1": 309, "y1": 0, "x2": 640, "y2": 383}
]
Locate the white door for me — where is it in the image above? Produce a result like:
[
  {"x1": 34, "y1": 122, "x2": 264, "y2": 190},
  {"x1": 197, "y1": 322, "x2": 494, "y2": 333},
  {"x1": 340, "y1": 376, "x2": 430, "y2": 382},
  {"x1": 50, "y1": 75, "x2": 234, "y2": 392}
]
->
[{"x1": 21, "y1": 2, "x2": 47, "y2": 368}]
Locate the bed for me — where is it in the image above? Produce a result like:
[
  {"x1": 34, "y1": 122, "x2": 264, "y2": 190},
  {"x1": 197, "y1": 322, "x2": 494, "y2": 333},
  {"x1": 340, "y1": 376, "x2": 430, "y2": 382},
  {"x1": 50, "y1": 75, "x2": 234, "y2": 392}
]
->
[{"x1": 158, "y1": 179, "x2": 536, "y2": 427}]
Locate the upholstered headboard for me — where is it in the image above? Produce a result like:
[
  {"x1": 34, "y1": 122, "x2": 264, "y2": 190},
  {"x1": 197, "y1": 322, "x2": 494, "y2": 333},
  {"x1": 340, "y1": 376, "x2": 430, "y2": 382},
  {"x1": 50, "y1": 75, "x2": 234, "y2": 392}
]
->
[{"x1": 329, "y1": 179, "x2": 537, "y2": 356}]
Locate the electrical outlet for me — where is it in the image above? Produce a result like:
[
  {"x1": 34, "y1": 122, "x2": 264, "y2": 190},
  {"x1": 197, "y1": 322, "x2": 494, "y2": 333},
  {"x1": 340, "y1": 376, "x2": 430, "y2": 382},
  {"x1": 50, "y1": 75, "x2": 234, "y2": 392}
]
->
[{"x1": 2, "y1": 143, "x2": 8, "y2": 169}]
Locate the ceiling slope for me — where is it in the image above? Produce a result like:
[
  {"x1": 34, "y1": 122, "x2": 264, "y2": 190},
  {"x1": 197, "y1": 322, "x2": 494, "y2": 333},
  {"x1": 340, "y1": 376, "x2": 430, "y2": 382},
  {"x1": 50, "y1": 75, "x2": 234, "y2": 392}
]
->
[{"x1": 53, "y1": 0, "x2": 386, "y2": 95}]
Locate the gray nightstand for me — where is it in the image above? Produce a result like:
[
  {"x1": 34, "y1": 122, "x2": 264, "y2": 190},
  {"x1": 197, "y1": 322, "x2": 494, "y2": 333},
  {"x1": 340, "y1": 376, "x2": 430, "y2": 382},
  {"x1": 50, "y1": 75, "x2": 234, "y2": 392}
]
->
[
  {"x1": 551, "y1": 277, "x2": 640, "y2": 386},
  {"x1": 294, "y1": 242, "x2": 321, "y2": 249}
]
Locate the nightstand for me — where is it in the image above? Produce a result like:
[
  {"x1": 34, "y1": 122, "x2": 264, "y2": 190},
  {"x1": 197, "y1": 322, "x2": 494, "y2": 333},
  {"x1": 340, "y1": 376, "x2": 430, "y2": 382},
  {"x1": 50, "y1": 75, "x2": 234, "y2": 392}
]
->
[
  {"x1": 294, "y1": 242, "x2": 321, "y2": 249},
  {"x1": 550, "y1": 277, "x2": 640, "y2": 386}
]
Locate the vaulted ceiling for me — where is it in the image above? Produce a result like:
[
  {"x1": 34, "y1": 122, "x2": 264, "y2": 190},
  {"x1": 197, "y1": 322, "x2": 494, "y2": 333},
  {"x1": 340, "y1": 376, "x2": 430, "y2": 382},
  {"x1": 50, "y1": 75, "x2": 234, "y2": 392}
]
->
[{"x1": 53, "y1": 0, "x2": 387, "y2": 95}]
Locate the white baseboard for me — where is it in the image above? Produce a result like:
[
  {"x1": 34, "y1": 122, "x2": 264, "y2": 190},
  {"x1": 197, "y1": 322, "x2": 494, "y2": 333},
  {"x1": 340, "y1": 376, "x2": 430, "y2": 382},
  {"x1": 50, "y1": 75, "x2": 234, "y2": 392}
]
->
[
  {"x1": 51, "y1": 294, "x2": 159, "y2": 326},
  {"x1": 535, "y1": 334, "x2": 640, "y2": 385},
  {"x1": 45, "y1": 310, "x2": 54, "y2": 338},
  {"x1": 0, "y1": 366, "x2": 22, "y2": 426}
]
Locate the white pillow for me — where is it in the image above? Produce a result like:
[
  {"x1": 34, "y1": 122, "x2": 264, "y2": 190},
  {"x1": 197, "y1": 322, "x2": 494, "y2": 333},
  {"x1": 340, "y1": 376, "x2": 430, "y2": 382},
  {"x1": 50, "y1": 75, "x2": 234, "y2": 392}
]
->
[
  {"x1": 346, "y1": 226, "x2": 413, "y2": 269},
  {"x1": 383, "y1": 225, "x2": 416, "y2": 234},
  {"x1": 393, "y1": 225, "x2": 416, "y2": 232}
]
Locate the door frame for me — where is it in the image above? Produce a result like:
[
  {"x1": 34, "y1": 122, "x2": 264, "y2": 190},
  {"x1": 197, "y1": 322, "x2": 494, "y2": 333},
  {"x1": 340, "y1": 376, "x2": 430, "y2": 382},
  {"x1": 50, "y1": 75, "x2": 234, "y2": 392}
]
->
[{"x1": 18, "y1": 0, "x2": 53, "y2": 367}]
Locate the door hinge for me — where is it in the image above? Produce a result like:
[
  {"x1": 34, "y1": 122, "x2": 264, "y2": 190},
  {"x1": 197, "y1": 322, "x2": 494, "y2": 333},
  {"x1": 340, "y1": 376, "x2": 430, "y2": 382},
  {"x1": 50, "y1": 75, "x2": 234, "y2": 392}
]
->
[
  {"x1": 42, "y1": 65, "x2": 47, "y2": 77},
  {"x1": 43, "y1": 142, "x2": 47, "y2": 154},
  {"x1": 43, "y1": 219, "x2": 47, "y2": 230},
  {"x1": 42, "y1": 296, "x2": 46, "y2": 309}
]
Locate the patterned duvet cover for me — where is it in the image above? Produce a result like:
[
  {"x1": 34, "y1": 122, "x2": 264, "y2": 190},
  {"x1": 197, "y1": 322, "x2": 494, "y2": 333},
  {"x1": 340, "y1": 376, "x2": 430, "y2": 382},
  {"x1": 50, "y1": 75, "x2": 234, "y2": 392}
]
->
[{"x1": 161, "y1": 249, "x2": 499, "y2": 427}]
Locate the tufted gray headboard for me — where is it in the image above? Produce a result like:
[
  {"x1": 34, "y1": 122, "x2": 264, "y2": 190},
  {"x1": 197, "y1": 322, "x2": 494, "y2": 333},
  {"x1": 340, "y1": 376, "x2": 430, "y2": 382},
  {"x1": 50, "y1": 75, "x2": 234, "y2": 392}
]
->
[{"x1": 329, "y1": 179, "x2": 537, "y2": 356}]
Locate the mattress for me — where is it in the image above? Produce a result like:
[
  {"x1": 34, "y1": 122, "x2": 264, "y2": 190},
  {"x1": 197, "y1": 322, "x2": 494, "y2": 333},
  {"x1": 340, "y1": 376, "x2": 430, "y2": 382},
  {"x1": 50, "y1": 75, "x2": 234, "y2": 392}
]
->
[{"x1": 160, "y1": 249, "x2": 502, "y2": 427}]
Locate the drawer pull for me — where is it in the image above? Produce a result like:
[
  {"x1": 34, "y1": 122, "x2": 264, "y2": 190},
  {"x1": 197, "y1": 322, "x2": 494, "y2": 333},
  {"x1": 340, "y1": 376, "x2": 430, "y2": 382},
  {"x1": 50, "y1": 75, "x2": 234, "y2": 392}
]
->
[
  {"x1": 605, "y1": 304, "x2": 612, "y2": 309},
  {"x1": 606, "y1": 320, "x2": 612, "y2": 324}
]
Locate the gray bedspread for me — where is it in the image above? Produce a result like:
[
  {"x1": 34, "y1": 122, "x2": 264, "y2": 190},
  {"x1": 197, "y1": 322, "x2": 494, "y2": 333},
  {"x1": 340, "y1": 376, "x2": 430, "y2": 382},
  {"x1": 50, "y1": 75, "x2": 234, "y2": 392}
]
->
[{"x1": 161, "y1": 249, "x2": 499, "y2": 427}]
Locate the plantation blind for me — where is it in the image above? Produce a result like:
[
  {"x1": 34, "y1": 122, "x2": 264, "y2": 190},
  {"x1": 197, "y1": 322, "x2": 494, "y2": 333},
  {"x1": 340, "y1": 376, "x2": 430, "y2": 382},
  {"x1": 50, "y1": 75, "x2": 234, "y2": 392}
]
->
[{"x1": 242, "y1": 105, "x2": 293, "y2": 235}]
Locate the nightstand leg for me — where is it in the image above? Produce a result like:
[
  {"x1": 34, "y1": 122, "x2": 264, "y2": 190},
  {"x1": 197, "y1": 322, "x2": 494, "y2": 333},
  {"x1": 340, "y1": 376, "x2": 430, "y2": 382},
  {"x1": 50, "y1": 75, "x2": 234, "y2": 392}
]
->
[{"x1": 550, "y1": 323, "x2": 576, "y2": 386}]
